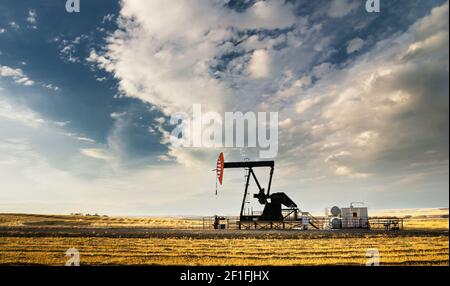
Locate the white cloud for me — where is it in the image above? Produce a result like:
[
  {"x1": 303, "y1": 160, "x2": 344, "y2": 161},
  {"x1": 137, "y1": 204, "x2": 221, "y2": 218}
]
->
[
  {"x1": 414, "y1": 1, "x2": 449, "y2": 40},
  {"x1": 0, "y1": 97, "x2": 44, "y2": 127},
  {"x1": 158, "y1": 155, "x2": 171, "y2": 162},
  {"x1": 354, "y1": 131, "x2": 379, "y2": 147},
  {"x1": 110, "y1": 112, "x2": 127, "y2": 119},
  {"x1": 327, "y1": 0, "x2": 359, "y2": 18},
  {"x1": 80, "y1": 148, "x2": 114, "y2": 161},
  {"x1": 325, "y1": 151, "x2": 371, "y2": 178},
  {"x1": 0, "y1": 65, "x2": 35, "y2": 86},
  {"x1": 60, "y1": 45, "x2": 79, "y2": 63},
  {"x1": 0, "y1": 65, "x2": 60, "y2": 90},
  {"x1": 347, "y1": 37, "x2": 364, "y2": 54},
  {"x1": 91, "y1": 1, "x2": 448, "y2": 179},
  {"x1": 294, "y1": 75, "x2": 312, "y2": 88},
  {"x1": 91, "y1": 0, "x2": 296, "y2": 114},
  {"x1": 77, "y1": 137, "x2": 96, "y2": 144},
  {"x1": 248, "y1": 49, "x2": 271, "y2": 78},
  {"x1": 154, "y1": 117, "x2": 165, "y2": 124},
  {"x1": 15, "y1": 77, "x2": 35, "y2": 86},
  {"x1": 27, "y1": 9, "x2": 37, "y2": 28},
  {"x1": 42, "y1": 84, "x2": 60, "y2": 91},
  {"x1": 242, "y1": 0, "x2": 296, "y2": 29},
  {"x1": 86, "y1": 0, "x2": 300, "y2": 167},
  {"x1": 279, "y1": 118, "x2": 293, "y2": 129},
  {"x1": 296, "y1": 97, "x2": 321, "y2": 114},
  {"x1": 102, "y1": 14, "x2": 115, "y2": 23},
  {"x1": 54, "y1": 121, "x2": 70, "y2": 127},
  {"x1": 335, "y1": 165, "x2": 371, "y2": 178},
  {"x1": 278, "y1": 1, "x2": 449, "y2": 183},
  {"x1": 0, "y1": 65, "x2": 23, "y2": 77},
  {"x1": 56, "y1": 35, "x2": 90, "y2": 63},
  {"x1": 8, "y1": 22, "x2": 19, "y2": 30}
]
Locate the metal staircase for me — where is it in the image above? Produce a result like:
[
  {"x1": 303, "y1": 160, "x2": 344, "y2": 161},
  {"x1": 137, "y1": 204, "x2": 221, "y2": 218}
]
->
[{"x1": 303, "y1": 212, "x2": 321, "y2": 229}]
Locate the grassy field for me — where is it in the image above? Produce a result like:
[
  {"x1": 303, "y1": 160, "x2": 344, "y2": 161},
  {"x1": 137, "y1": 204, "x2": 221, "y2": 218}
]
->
[
  {"x1": 0, "y1": 209, "x2": 447, "y2": 230},
  {"x1": 0, "y1": 213, "x2": 203, "y2": 229},
  {"x1": 0, "y1": 212, "x2": 448, "y2": 266},
  {"x1": 1, "y1": 235, "x2": 448, "y2": 266}
]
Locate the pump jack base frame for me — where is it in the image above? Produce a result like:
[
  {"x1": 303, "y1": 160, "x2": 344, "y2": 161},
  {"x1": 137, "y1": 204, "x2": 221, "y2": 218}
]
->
[{"x1": 238, "y1": 220, "x2": 304, "y2": 230}]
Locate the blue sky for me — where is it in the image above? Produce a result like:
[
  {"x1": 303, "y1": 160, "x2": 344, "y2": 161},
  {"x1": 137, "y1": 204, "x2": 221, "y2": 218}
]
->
[
  {"x1": 0, "y1": 0, "x2": 168, "y2": 162},
  {"x1": 0, "y1": 0, "x2": 448, "y2": 216}
]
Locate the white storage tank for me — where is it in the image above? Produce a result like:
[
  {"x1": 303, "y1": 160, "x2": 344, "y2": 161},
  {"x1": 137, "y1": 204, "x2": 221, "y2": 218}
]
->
[
  {"x1": 330, "y1": 217, "x2": 342, "y2": 229},
  {"x1": 330, "y1": 206, "x2": 341, "y2": 216},
  {"x1": 341, "y1": 207, "x2": 369, "y2": 229}
]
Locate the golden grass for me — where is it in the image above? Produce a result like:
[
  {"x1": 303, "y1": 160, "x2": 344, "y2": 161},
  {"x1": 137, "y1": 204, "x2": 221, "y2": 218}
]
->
[
  {"x1": 371, "y1": 208, "x2": 449, "y2": 218},
  {"x1": 403, "y1": 218, "x2": 448, "y2": 230},
  {"x1": 0, "y1": 213, "x2": 448, "y2": 266},
  {"x1": 0, "y1": 236, "x2": 448, "y2": 266},
  {"x1": 1, "y1": 213, "x2": 448, "y2": 230},
  {"x1": 0, "y1": 214, "x2": 202, "y2": 229}
]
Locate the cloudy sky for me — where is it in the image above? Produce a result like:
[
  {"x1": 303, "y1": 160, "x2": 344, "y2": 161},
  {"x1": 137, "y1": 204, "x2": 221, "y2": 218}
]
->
[{"x1": 0, "y1": 0, "x2": 448, "y2": 216}]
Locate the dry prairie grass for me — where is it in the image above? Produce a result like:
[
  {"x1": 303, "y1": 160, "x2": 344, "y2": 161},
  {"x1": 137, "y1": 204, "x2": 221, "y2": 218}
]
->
[
  {"x1": 0, "y1": 213, "x2": 448, "y2": 266},
  {"x1": 403, "y1": 218, "x2": 448, "y2": 230},
  {"x1": 0, "y1": 214, "x2": 202, "y2": 229},
  {"x1": 0, "y1": 236, "x2": 448, "y2": 266},
  {"x1": 1, "y1": 212, "x2": 447, "y2": 230},
  {"x1": 371, "y1": 208, "x2": 449, "y2": 218}
]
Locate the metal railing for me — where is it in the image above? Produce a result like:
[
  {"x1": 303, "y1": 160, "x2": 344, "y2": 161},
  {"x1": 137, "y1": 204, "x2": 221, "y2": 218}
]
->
[
  {"x1": 369, "y1": 217, "x2": 404, "y2": 230},
  {"x1": 202, "y1": 216, "x2": 405, "y2": 231}
]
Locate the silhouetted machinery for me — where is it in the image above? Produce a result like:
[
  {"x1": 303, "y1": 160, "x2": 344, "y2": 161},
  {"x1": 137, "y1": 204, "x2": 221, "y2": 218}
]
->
[
  {"x1": 215, "y1": 153, "x2": 313, "y2": 229},
  {"x1": 211, "y1": 153, "x2": 403, "y2": 231}
]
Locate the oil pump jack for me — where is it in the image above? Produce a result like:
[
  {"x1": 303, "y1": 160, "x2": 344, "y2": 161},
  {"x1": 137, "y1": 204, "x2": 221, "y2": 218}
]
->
[{"x1": 216, "y1": 153, "x2": 308, "y2": 228}]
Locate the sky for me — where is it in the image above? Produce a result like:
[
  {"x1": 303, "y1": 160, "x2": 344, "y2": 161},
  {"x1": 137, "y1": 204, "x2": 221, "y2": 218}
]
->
[{"x1": 0, "y1": 0, "x2": 448, "y2": 216}]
